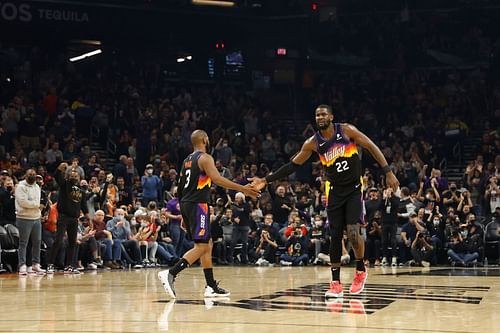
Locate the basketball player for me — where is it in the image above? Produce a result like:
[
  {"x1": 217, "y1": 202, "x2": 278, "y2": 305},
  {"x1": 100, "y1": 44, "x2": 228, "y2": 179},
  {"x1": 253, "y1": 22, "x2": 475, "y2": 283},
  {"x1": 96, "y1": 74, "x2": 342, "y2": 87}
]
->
[
  {"x1": 158, "y1": 130, "x2": 260, "y2": 298},
  {"x1": 250, "y1": 105, "x2": 399, "y2": 297}
]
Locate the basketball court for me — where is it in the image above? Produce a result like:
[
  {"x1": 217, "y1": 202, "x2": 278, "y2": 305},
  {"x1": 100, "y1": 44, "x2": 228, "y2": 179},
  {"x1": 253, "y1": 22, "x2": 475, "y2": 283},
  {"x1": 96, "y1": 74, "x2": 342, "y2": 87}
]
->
[{"x1": 0, "y1": 266, "x2": 498, "y2": 332}]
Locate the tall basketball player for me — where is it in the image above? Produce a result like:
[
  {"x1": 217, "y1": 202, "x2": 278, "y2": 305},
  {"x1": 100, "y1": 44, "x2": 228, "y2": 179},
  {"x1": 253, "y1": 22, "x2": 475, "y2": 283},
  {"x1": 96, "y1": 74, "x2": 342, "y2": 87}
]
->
[
  {"x1": 158, "y1": 130, "x2": 259, "y2": 298},
  {"x1": 250, "y1": 105, "x2": 399, "y2": 297}
]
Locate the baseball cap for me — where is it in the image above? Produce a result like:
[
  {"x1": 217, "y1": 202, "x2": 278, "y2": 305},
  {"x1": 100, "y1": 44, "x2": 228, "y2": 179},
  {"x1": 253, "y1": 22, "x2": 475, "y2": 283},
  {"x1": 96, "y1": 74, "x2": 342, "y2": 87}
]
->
[
  {"x1": 0, "y1": 170, "x2": 9, "y2": 175},
  {"x1": 134, "y1": 209, "x2": 147, "y2": 218},
  {"x1": 146, "y1": 164, "x2": 153, "y2": 169}
]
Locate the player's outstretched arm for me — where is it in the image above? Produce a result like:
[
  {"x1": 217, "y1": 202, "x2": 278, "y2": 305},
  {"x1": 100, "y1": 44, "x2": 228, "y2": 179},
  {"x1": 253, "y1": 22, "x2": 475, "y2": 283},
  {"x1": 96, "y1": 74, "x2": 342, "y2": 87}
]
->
[
  {"x1": 343, "y1": 124, "x2": 400, "y2": 191},
  {"x1": 249, "y1": 137, "x2": 315, "y2": 191},
  {"x1": 199, "y1": 153, "x2": 260, "y2": 199}
]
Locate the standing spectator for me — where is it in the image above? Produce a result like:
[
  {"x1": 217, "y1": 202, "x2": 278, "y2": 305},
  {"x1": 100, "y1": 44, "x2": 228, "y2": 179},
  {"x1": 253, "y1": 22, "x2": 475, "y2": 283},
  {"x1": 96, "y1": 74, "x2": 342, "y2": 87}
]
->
[
  {"x1": 113, "y1": 155, "x2": 129, "y2": 185},
  {"x1": 141, "y1": 163, "x2": 162, "y2": 206},
  {"x1": 442, "y1": 182, "x2": 461, "y2": 211},
  {"x1": 380, "y1": 187, "x2": 400, "y2": 266},
  {"x1": 0, "y1": 177, "x2": 16, "y2": 226},
  {"x1": 46, "y1": 162, "x2": 88, "y2": 274},
  {"x1": 270, "y1": 185, "x2": 293, "y2": 228},
  {"x1": 227, "y1": 192, "x2": 251, "y2": 264},
  {"x1": 165, "y1": 191, "x2": 185, "y2": 257},
  {"x1": 214, "y1": 138, "x2": 232, "y2": 167},
  {"x1": 310, "y1": 215, "x2": 327, "y2": 264},
  {"x1": 485, "y1": 176, "x2": 499, "y2": 217},
  {"x1": 116, "y1": 176, "x2": 133, "y2": 208},
  {"x1": 364, "y1": 188, "x2": 381, "y2": 223},
  {"x1": 15, "y1": 169, "x2": 44, "y2": 275}
]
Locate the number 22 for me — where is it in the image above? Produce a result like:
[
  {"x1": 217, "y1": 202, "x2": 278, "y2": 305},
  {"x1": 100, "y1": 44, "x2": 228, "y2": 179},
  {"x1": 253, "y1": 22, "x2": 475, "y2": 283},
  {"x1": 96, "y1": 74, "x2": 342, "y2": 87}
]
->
[{"x1": 335, "y1": 161, "x2": 349, "y2": 173}]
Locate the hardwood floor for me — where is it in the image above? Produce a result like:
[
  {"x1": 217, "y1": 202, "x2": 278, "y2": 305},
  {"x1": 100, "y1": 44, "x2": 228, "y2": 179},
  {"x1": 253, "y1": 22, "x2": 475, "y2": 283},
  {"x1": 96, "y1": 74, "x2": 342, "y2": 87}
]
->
[{"x1": 0, "y1": 266, "x2": 498, "y2": 332}]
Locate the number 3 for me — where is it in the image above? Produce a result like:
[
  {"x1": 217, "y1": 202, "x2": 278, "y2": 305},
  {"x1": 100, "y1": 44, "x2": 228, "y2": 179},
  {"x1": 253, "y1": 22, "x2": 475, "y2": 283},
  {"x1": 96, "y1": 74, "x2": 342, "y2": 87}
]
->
[
  {"x1": 184, "y1": 169, "x2": 191, "y2": 188},
  {"x1": 335, "y1": 161, "x2": 349, "y2": 173}
]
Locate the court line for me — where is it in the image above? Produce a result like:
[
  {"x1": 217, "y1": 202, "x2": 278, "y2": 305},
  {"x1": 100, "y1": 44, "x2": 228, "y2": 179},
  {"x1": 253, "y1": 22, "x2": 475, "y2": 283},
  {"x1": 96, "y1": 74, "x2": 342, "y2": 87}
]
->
[{"x1": 0, "y1": 319, "x2": 478, "y2": 333}]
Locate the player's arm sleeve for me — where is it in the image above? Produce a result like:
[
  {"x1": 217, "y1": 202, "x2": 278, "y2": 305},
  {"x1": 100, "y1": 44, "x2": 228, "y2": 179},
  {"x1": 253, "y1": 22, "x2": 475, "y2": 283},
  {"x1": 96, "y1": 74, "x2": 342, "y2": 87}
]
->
[
  {"x1": 264, "y1": 161, "x2": 300, "y2": 183},
  {"x1": 264, "y1": 138, "x2": 314, "y2": 183}
]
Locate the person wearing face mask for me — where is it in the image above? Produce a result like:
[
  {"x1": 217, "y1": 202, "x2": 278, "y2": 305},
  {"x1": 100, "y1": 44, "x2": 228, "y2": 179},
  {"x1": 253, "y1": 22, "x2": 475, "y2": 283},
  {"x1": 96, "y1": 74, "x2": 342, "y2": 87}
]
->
[
  {"x1": 425, "y1": 212, "x2": 446, "y2": 258},
  {"x1": 46, "y1": 162, "x2": 89, "y2": 274},
  {"x1": 365, "y1": 211, "x2": 383, "y2": 266},
  {"x1": 15, "y1": 169, "x2": 44, "y2": 275},
  {"x1": 141, "y1": 163, "x2": 162, "y2": 207},
  {"x1": 0, "y1": 176, "x2": 16, "y2": 226}
]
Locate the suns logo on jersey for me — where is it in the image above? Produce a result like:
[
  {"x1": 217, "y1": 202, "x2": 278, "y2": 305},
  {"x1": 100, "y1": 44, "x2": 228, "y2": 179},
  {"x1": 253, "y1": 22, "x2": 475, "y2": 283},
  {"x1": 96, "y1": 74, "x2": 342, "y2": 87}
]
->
[
  {"x1": 319, "y1": 143, "x2": 358, "y2": 167},
  {"x1": 197, "y1": 174, "x2": 211, "y2": 189}
]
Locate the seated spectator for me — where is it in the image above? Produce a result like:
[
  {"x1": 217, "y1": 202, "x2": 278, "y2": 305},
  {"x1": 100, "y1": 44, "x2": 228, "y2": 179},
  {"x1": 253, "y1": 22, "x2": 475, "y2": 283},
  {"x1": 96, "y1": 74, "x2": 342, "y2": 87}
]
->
[
  {"x1": 106, "y1": 208, "x2": 143, "y2": 268},
  {"x1": 135, "y1": 215, "x2": 159, "y2": 266},
  {"x1": 75, "y1": 217, "x2": 98, "y2": 270},
  {"x1": 156, "y1": 212, "x2": 179, "y2": 265},
  {"x1": 365, "y1": 211, "x2": 382, "y2": 266},
  {"x1": 210, "y1": 206, "x2": 228, "y2": 265},
  {"x1": 411, "y1": 231, "x2": 435, "y2": 267},
  {"x1": 447, "y1": 231, "x2": 480, "y2": 267},
  {"x1": 400, "y1": 211, "x2": 426, "y2": 264},
  {"x1": 280, "y1": 226, "x2": 309, "y2": 266},
  {"x1": 251, "y1": 214, "x2": 280, "y2": 265},
  {"x1": 93, "y1": 210, "x2": 122, "y2": 269},
  {"x1": 310, "y1": 215, "x2": 327, "y2": 264}
]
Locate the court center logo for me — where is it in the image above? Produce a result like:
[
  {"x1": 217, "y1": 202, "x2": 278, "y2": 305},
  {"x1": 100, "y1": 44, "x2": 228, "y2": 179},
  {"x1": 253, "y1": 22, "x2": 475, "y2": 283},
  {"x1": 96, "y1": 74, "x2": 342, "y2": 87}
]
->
[{"x1": 168, "y1": 283, "x2": 489, "y2": 315}]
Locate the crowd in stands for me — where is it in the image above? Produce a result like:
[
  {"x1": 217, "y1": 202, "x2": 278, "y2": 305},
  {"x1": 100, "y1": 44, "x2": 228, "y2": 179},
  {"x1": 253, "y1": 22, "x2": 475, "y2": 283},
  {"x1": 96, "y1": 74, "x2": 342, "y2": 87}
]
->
[{"x1": 0, "y1": 38, "x2": 499, "y2": 275}]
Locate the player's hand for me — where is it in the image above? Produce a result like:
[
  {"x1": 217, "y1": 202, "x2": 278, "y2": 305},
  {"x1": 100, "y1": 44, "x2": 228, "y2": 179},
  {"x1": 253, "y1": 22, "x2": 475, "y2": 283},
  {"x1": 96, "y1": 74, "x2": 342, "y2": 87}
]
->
[
  {"x1": 386, "y1": 171, "x2": 400, "y2": 192},
  {"x1": 242, "y1": 183, "x2": 261, "y2": 200},
  {"x1": 248, "y1": 177, "x2": 267, "y2": 192}
]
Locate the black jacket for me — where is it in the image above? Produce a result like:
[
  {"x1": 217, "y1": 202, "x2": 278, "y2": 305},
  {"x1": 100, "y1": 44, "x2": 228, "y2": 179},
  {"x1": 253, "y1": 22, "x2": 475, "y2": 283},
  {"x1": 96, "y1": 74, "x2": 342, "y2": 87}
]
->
[{"x1": 55, "y1": 169, "x2": 88, "y2": 218}]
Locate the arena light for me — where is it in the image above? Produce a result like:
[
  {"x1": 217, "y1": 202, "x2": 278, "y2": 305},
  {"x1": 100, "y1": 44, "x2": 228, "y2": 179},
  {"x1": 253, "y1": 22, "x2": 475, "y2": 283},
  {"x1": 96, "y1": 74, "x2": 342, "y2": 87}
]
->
[
  {"x1": 69, "y1": 49, "x2": 102, "y2": 62},
  {"x1": 192, "y1": 0, "x2": 235, "y2": 7},
  {"x1": 186, "y1": 55, "x2": 192, "y2": 60},
  {"x1": 177, "y1": 57, "x2": 186, "y2": 63}
]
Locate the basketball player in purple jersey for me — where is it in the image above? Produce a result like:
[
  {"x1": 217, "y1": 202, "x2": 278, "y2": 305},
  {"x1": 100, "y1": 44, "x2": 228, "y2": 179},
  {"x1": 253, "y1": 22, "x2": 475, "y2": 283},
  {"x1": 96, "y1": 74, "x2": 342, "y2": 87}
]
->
[{"x1": 250, "y1": 105, "x2": 399, "y2": 297}]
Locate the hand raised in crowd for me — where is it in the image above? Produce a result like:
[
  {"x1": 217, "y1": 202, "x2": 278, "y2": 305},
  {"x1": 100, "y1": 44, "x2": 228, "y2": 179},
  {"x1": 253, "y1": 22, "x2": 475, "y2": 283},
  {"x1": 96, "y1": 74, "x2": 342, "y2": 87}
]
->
[{"x1": 58, "y1": 162, "x2": 69, "y2": 171}]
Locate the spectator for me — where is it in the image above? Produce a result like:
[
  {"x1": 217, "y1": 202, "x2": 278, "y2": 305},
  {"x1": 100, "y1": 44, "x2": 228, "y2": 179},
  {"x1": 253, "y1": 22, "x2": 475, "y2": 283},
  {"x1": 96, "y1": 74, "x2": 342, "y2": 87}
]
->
[
  {"x1": 15, "y1": 169, "x2": 44, "y2": 275},
  {"x1": 310, "y1": 215, "x2": 327, "y2": 265},
  {"x1": 75, "y1": 217, "x2": 98, "y2": 270},
  {"x1": 411, "y1": 231, "x2": 435, "y2": 267},
  {"x1": 400, "y1": 211, "x2": 426, "y2": 264},
  {"x1": 227, "y1": 192, "x2": 251, "y2": 264},
  {"x1": 447, "y1": 232, "x2": 480, "y2": 267},
  {"x1": 214, "y1": 138, "x2": 232, "y2": 167},
  {"x1": 141, "y1": 163, "x2": 162, "y2": 206},
  {"x1": 106, "y1": 208, "x2": 143, "y2": 268},
  {"x1": 280, "y1": 226, "x2": 309, "y2": 266},
  {"x1": 365, "y1": 211, "x2": 382, "y2": 266},
  {"x1": 93, "y1": 210, "x2": 122, "y2": 269},
  {"x1": 46, "y1": 163, "x2": 88, "y2": 274},
  {"x1": 270, "y1": 185, "x2": 293, "y2": 228},
  {"x1": 0, "y1": 176, "x2": 16, "y2": 226},
  {"x1": 116, "y1": 176, "x2": 133, "y2": 208},
  {"x1": 379, "y1": 187, "x2": 400, "y2": 266}
]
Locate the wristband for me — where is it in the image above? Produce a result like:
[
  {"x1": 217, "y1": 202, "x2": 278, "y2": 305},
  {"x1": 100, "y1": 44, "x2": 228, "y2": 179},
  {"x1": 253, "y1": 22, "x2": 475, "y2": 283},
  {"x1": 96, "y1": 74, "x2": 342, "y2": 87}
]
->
[{"x1": 382, "y1": 165, "x2": 391, "y2": 174}]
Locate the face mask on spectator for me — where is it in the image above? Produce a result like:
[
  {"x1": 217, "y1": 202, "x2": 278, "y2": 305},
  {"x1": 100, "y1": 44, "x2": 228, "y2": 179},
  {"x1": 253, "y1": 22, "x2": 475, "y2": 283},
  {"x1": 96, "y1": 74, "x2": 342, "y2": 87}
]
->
[
  {"x1": 433, "y1": 219, "x2": 440, "y2": 226},
  {"x1": 26, "y1": 176, "x2": 36, "y2": 184},
  {"x1": 141, "y1": 222, "x2": 148, "y2": 228},
  {"x1": 425, "y1": 194, "x2": 432, "y2": 200},
  {"x1": 6, "y1": 186, "x2": 13, "y2": 192},
  {"x1": 146, "y1": 168, "x2": 153, "y2": 175},
  {"x1": 314, "y1": 220, "x2": 323, "y2": 227}
]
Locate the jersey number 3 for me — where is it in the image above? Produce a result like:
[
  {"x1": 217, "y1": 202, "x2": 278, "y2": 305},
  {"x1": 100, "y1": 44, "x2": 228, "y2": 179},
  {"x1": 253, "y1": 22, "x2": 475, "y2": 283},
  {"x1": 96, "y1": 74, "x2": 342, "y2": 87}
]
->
[
  {"x1": 184, "y1": 169, "x2": 191, "y2": 188},
  {"x1": 335, "y1": 161, "x2": 349, "y2": 173}
]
